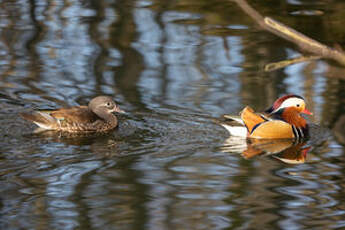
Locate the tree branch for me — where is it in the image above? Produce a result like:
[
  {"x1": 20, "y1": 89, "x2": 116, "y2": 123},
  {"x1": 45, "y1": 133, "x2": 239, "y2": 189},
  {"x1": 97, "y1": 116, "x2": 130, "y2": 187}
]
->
[{"x1": 232, "y1": 0, "x2": 345, "y2": 67}]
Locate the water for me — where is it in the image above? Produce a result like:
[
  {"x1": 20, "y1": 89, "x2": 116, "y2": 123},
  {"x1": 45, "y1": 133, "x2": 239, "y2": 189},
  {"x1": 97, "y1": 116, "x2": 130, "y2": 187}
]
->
[{"x1": 0, "y1": 0, "x2": 345, "y2": 229}]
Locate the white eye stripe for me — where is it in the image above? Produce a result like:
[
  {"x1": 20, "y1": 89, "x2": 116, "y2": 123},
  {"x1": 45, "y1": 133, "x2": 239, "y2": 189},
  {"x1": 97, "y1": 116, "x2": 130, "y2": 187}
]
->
[
  {"x1": 105, "y1": 102, "x2": 114, "y2": 108},
  {"x1": 274, "y1": 98, "x2": 304, "y2": 112}
]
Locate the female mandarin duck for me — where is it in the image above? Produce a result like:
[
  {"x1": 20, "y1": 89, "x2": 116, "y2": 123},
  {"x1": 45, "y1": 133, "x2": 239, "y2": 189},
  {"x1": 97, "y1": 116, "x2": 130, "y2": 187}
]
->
[
  {"x1": 221, "y1": 94, "x2": 313, "y2": 139},
  {"x1": 21, "y1": 96, "x2": 125, "y2": 133}
]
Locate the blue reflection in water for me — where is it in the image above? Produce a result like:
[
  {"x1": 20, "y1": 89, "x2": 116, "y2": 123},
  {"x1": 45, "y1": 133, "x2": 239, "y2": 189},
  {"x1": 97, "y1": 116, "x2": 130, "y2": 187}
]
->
[
  {"x1": 134, "y1": 6, "x2": 243, "y2": 114},
  {"x1": 0, "y1": 0, "x2": 344, "y2": 230}
]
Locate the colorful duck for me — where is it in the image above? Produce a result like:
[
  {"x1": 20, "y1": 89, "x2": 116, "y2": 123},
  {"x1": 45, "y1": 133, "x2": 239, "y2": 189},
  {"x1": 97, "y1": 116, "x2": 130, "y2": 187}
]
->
[
  {"x1": 221, "y1": 95, "x2": 312, "y2": 139},
  {"x1": 21, "y1": 96, "x2": 124, "y2": 133}
]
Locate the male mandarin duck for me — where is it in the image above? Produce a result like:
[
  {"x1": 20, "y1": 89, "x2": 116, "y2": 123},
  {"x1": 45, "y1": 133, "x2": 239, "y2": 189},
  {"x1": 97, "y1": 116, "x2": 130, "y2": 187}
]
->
[
  {"x1": 221, "y1": 94, "x2": 313, "y2": 139},
  {"x1": 21, "y1": 96, "x2": 125, "y2": 133}
]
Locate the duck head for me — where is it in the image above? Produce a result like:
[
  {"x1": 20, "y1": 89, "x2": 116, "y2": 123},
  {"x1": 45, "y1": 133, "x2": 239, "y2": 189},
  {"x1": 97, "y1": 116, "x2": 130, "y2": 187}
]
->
[
  {"x1": 89, "y1": 96, "x2": 125, "y2": 119},
  {"x1": 265, "y1": 94, "x2": 312, "y2": 115}
]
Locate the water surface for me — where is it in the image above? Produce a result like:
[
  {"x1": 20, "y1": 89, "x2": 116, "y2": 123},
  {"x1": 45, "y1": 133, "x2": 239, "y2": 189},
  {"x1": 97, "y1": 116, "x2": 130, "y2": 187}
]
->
[{"x1": 0, "y1": 0, "x2": 345, "y2": 229}]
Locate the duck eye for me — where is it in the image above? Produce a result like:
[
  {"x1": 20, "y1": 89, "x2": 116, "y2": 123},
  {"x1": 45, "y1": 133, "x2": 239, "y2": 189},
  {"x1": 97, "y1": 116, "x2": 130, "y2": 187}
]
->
[{"x1": 296, "y1": 104, "x2": 300, "y2": 107}]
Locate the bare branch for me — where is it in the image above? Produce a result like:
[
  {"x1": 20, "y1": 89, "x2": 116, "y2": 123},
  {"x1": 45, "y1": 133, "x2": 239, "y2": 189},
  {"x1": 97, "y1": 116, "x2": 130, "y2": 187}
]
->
[
  {"x1": 233, "y1": 0, "x2": 345, "y2": 66},
  {"x1": 264, "y1": 55, "x2": 321, "y2": 72}
]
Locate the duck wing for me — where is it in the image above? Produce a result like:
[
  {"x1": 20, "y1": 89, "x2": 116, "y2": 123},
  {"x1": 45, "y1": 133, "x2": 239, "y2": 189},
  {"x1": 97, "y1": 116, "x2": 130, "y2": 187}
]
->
[
  {"x1": 249, "y1": 120, "x2": 294, "y2": 139},
  {"x1": 240, "y1": 106, "x2": 268, "y2": 133},
  {"x1": 50, "y1": 106, "x2": 98, "y2": 123},
  {"x1": 241, "y1": 106, "x2": 295, "y2": 139},
  {"x1": 221, "y1": 107, "x2": 270, "y2": 137},
  {"x1": 21, "y1": 106, "x2": 99, "y2": 130},
  {"x1": 21, "y1": 111, "x2": 59, "y2": 130}
]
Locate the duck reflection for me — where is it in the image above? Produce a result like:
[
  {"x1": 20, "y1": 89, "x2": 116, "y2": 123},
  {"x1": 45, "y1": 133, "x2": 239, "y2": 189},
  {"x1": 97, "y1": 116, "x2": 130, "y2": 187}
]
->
[
  {"x1": 29, "y1": 129, "x2": 110, "y2": 145},
  {"x1": 24, "y1": 129, "x2": 127, "y2": 157},
  {"x1": 222, "y1": 137, "x2": 311, "y2": 164}
]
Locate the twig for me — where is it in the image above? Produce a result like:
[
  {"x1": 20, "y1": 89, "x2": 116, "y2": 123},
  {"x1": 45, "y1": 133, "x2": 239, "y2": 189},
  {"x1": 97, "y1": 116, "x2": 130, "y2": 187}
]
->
[{"x1": 264, "y1": 55, "x2": 321, "y2": 72}]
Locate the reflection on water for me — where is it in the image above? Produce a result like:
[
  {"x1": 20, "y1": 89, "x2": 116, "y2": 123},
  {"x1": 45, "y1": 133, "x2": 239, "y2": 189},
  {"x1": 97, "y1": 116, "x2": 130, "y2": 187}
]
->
[
  {"x1": 222, "y1": 137, "x2": 311, "y2": 164},
  {"x1": 0, "y1": 0, "x2": 345, "y2": 229}
]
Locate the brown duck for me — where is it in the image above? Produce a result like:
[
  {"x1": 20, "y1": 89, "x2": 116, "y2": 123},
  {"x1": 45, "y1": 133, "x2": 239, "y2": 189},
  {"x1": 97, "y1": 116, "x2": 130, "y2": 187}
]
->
[{"x1": 21, "y1": 96, "x2": 124, "y2": 132}]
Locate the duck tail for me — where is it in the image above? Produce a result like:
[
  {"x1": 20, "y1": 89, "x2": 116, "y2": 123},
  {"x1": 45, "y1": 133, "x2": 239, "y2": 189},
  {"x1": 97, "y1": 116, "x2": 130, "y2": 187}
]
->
[
  {"x1": 240, "y1": 106, "x2": 266, "y2": 134},
  {"x1": 219, "y1": 114, "x2": 247, "y2": 137},
  {"x1": 221, "y1": 124, "x2": 247, "y2": 137},
  {"x1": 223, "y1": 115, "x2": 244, "y2": 125},
  {"x1": 20, "y1": 111, "x2": 57, "y2": 130}
]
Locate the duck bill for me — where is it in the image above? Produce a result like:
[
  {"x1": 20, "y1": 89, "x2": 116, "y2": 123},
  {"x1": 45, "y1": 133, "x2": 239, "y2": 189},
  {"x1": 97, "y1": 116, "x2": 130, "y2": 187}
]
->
[
  {"x1": 302, "y1": 108, "x2": 313, "y2": 115},
  {"x1": 116, "y1": 108, "x2": 126, "y2": 114},
  {"x1": 113, "y1": 107, "x2": 126, "y2": 114}
]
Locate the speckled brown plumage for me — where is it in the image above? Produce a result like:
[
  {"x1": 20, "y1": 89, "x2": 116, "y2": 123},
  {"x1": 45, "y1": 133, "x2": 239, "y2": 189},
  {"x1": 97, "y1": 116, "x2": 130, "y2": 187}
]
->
[{"x1": 21, "y1": 96, "x2": 124, "y2": 133}]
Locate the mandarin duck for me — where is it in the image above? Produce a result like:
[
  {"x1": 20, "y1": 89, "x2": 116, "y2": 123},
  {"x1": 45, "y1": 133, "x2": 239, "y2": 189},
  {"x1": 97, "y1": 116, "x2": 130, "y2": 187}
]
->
[
  {"x1": 21, "y1": 96, "x2": 125, "y2": 133},
  {"x1": 221, "y1": 95, "x2": 312, "y2": 139}
]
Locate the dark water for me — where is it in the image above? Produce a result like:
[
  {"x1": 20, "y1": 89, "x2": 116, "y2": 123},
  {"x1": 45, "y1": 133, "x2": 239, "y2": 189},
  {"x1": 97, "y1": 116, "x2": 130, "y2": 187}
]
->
[{"x1": 0, "y1": 0, "x2": 345, "y2": 229}]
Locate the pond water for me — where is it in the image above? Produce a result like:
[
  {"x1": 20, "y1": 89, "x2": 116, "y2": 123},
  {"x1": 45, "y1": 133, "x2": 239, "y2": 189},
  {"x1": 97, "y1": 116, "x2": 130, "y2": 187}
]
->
[{"x1": 0, "y1": 0, "x2": 345, "y2": 229}]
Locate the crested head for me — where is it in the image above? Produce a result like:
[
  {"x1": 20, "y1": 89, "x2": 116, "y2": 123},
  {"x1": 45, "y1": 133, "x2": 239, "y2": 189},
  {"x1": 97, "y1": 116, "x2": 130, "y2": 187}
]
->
[
  {"x1": 272, "y1": 94, "x2": 304, "y2": 110},
  {"x1": 265, "y1": 94, "x2": 312, "y2": 134},
  {"x1": 88, "y1": 96, "x2": 124, "y2": 116},
  {"x1": 265, "y1": 94, "x2": 312, "y2": 115}
]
